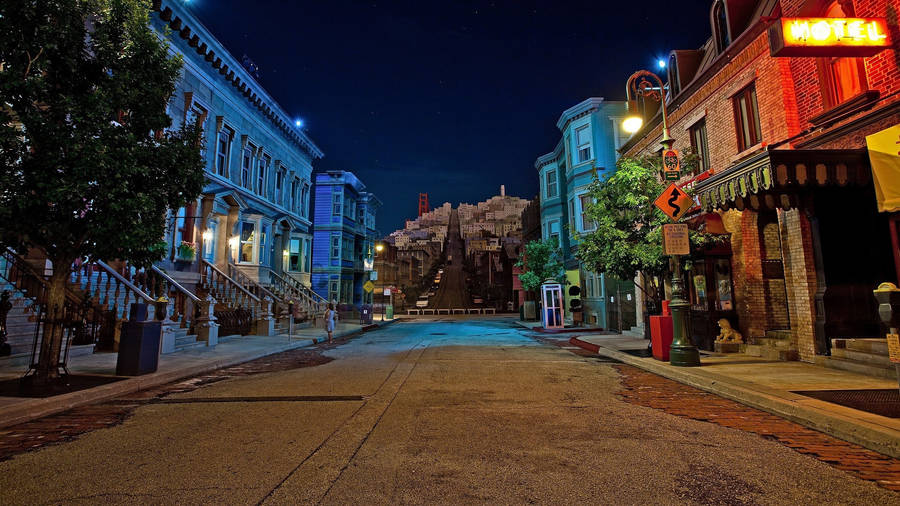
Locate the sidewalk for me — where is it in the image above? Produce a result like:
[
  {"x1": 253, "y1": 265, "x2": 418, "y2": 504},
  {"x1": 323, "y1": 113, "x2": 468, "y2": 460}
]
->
[
  {"x1": 0, "y1": 318, "x2": 401, "y2": 429},
  {"x1": 571, "y1": 333, "x2": 900, "y2": 459}
]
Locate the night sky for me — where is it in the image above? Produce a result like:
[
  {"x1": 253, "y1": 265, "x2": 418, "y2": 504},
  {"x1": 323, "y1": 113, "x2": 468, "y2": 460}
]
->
[{"x1": 190, "y1": 0, "x2": 712, "y2": 233}]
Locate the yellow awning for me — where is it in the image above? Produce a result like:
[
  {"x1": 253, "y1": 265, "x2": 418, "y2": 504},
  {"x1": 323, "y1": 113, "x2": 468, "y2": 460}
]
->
[{"x1": 867, "y1": 124, "x2": 900, "y2": 213}]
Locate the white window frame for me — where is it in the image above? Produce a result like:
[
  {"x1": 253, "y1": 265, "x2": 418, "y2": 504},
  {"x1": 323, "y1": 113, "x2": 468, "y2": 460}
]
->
[
  {"x1": 215, "y1": 125, "x2": 234, "y2": 177},
  {"x1": 241, "y1": 143, "x2": 256, "y2": 189},
  {"x1": 575, "y1": 125, "x2": 592, "y2": 163},
  {"x1": 545, "y1": 169, "x2": 558, "y2": 199},
  {"x1": 579, "y1": 193, "x2": 596, "y2": 232}
]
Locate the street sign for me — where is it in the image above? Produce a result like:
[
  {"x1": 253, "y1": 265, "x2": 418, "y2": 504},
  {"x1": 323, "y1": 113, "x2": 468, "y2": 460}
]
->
[
  {"x1": 363, "y1": 281, "x2": 375, "y2": 293},
  {"x1": 662, "y1": 224, "x2": 690, "y2": 256},
  {"x1": 383, "y1": 288, "x2": 391, "y2": 296},
  {"x1": 662, "y1": 149, "x2": 680, "y2": 181},
  {"x1": 654, "y1": 183, "x2": 694, "y2": 221},
  {"x1": 370, "y1": 271, "x2": 378, "y2": 281}
]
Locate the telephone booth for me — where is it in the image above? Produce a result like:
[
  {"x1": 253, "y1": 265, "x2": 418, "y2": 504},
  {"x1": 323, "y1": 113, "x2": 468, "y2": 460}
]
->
[{"x1": 541, "y1": 280, "x2": 564, "y2": 330}]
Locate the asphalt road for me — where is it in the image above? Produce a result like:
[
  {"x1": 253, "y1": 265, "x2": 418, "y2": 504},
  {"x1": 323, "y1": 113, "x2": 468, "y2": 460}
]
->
[
  {"x1": 0, "y1": 318, "x2": 895, "y2": 505},
  {"x1": 428, "y1": 209, "x2": 468, "y2": 309}
]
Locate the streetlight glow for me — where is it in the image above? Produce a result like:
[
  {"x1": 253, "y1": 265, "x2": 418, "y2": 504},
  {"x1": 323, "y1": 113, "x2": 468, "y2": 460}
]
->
[
  {"x1": 375, "y1": 243, "x2": 384, "y2": 252},
  {"x1": 658, "y1": 59, "x2": 666, "y2": 69},
  {"x1": 295, "y1": 119, "x2": 304, "y2": 128},
  {"x1": 623, "y1": 116, "x2": 643, "y2": 133}
]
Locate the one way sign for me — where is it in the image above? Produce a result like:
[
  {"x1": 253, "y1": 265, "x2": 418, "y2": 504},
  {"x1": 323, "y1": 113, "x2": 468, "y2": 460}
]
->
[{"x1": 653, "y1": 183, "x2": 694, "y2": 222}]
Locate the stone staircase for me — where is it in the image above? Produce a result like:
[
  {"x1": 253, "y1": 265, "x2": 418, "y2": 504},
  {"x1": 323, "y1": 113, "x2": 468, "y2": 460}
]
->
[
  {"x1": 170, "y1": 326, "x2": 203, "y2": 353},
  {"x1": 739, "y1": 330, "x2": 799, "y2": 361},
  {"x1": 819, "y1": 338, "x2": 897, "y2": 379},
  {"x1": 1, "y1": 282, "x2": 40, "y2": 357}
]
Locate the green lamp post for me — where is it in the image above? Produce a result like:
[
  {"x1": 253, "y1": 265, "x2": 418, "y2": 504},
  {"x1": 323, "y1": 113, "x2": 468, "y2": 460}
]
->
[{"x1": 623, "y1": 69, "x2": 700, "y2": 367}]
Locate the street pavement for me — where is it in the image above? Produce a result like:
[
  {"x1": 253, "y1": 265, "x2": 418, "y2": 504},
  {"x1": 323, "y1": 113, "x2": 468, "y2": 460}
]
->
[
  {"x1": 0, "y1": 317, "x2": 898, "y2": 504},
  {"x1": 428, "y1": 209, "x2": 468, "y2": 310}
]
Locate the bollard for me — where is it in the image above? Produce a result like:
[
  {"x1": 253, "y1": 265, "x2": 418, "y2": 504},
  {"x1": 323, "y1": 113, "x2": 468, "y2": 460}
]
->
[{"x1": 873, "y1": 282, "x2": 900, "y2": 393}]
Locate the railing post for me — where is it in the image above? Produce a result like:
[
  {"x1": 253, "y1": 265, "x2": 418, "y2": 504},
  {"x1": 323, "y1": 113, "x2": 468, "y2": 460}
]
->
[
  {"x1": 255, "y1": 295, "x2": 275, "y2": 336},
  {"x1": 195, "y1": 294, "x2": 219, "y2": 347}
]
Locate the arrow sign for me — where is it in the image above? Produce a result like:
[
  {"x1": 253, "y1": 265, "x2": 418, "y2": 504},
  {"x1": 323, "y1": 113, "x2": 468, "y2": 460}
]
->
[{"x1": 654, "y1": 183, "x2": 694, "y2": 222}]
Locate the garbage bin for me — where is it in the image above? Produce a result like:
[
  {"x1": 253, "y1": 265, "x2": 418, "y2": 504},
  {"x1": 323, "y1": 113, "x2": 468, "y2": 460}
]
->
[
  {"x1": 360, "y1": 304, "x2": 373, "y2": 325},
  {"x1": 116, "y1": 303, "x2": 161, "y2": 376},
  {"x1": 386, "y1": 304, "x2": 394, "y2": 319}
]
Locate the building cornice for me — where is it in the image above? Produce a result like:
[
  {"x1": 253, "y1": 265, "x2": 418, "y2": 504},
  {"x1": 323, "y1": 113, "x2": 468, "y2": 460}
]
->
[
  {"x1": 534, "y1": 139, "x2": 563, "y2": 170},
  {"x1": 555, "y1": 97, "x2": 604, "y2": 131},
  {"x1": 154, "y1": 1, "x2": 324, "y2": 160}
]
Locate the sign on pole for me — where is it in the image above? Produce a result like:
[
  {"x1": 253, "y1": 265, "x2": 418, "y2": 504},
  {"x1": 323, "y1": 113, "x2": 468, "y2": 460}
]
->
[
  {"x1": 383, "y1": 288, "x2": 391, "y2": 296},
  {"x1": 654, "y1": 183, "x2": 694, "y2": 221},
  {"x1": 662, "y1": 224, "x2": 690, "y2": 256},
  {"x1": 662, "y1": 149, "x2": 680, "y2": 181},
  {"x1": 363, "y1": 281, "x2": 375, "y2": 293}
]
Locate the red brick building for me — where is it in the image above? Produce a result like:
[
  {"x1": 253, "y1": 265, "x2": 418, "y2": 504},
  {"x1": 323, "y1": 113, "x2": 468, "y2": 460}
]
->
[{"x1": 620, "y1": 0, "x2": 899, "y2": 376}]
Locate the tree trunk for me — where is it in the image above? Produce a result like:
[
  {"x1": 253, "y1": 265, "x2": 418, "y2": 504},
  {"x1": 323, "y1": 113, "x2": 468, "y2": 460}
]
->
[{"x1": 34, "y1": 261, "x2": 71, "y2": 384}]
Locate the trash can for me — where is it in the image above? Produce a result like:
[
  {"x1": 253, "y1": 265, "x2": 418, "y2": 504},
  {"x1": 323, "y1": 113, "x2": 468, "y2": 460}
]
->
[
  {"x1": 116, "y1": 303, "x2": 161, "y2": 376},
  {"x1": 385, "y1": 304, "x2": 394, "y2": 319},
  {"x1": 359, "y1": 304, "x2": 373, "y2": 325}
]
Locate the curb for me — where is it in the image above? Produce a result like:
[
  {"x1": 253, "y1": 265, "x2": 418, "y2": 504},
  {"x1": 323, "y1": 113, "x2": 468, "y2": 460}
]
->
[
  {"x1": 0, "y1": 319, "x2": 401, "y2": 429},
  {"x1": 569, "y1": 336, "x2": 900, "y2": 459}
]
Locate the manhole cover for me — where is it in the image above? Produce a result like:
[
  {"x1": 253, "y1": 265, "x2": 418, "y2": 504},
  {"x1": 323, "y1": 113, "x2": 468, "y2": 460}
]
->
[{"x1": 793, "y1": 389, "x2": 900, "y2": 418}]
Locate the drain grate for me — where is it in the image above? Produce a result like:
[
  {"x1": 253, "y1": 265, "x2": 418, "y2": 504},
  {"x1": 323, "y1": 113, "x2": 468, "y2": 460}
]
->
[
  {"x1": 793, "y1": 389, "x2": 900, "y2": 418},
  {"x1": 152, "y1": 395, "x2": 365, "y2": 404}
]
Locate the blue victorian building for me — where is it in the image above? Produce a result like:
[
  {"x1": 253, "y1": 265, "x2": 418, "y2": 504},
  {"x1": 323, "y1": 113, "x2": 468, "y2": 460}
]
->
[
  {"x1": 535, "y1": 97, "x2": 634, "y2": 330},
  {"x1": 311, "y1": 171, "x2": 381, "y2": 306}
]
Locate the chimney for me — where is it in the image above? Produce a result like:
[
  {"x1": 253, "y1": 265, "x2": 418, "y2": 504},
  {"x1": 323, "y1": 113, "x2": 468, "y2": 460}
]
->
[{"x1": 500, "y1": 185, "x2": 505, "y2": 197}]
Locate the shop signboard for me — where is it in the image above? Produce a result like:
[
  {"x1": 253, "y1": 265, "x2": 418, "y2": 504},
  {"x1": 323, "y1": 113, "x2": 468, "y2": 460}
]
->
[
  {"x1": 769, "y1": 17, "x2": 891, "y2": 57},
  {"x1": 662, "y1": 224, "x2": 690, "y2": 256},
  {"x1": 654, "y1": 183, "x2": 694, "y2": 222}
]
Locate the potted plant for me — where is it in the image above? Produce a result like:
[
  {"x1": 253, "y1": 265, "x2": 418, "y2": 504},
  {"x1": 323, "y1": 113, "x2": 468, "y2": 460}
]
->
[{"x1": 176, "y1": 241, "x2": 196, "y2": 262}]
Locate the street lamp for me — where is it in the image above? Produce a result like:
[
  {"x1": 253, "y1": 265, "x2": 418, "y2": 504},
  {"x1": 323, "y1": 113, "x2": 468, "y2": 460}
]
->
[
  {"x1": 375, "y1": 243, "x2": 385, "y2": 320},
  {"x1": 623, "y1": 69, "x2": 700, "y2": 367}
]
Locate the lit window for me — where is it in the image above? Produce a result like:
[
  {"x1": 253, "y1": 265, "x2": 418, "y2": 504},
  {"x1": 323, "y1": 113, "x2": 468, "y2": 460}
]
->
[
  {"x1": 732, "y1": 83, "x2": 762, "y2": 152},
  {"x1": 289, "y1": 238, "x2": 302, "y2": 271},
  {"x1": 239, "y1": 222, "x2": 255, "y2": 263},
  {"x1": 689, "y1": 118, "x2": 710, "y2": 173},
  {"x1": 575, "y1": 125, "x2": 592, "y2": 163},
  {"x1": 819, "y1": 1, "x2": 867, "y2": 108}
]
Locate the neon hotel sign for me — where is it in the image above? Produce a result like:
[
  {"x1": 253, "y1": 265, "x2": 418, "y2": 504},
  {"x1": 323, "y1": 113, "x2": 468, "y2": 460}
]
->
[{"x1": 770, "y1": 17, "x2": 892, "y2": 57}]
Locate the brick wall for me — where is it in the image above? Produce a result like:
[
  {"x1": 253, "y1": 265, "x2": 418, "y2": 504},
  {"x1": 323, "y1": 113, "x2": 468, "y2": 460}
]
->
[
  {"x1": 780, "y1": 209, "x2": 819, "y2": 362},
  {"x1": 722, "y1": 210, "x2": 767, "y2": 339},
  {"x1": 760, "y1": 219, "x2": 792, "y2": 330}
]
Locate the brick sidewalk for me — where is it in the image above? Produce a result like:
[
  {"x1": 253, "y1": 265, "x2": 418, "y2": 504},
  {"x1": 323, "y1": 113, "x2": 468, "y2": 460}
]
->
[{"x1": 614, "y1": 364, "x2": 900, "y2": 492}]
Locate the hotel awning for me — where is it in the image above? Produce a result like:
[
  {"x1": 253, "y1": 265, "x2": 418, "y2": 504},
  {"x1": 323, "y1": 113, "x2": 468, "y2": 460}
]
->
[{"x1": 695, "y1": 149, "x2": 871, "y2": 212}]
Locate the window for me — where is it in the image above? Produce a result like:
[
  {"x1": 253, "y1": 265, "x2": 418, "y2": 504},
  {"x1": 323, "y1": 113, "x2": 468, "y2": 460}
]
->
[
  {"x1": 202, "y1": 219, "x2": 217, "y2": 261},
  {"x1": 239, "y1": 222, "x2": 255, "y2": 263},
  {"x1": 186, "y1": 102, "x2": 208, "y2": 146},
  {"x1": 575, "y1": 125, "x2": 591, "y2": 163},
  {"x1": 547, "y1": 220, "x2": 560, "y2": 242},
  {"x1": 329, "y1": 280, "x2": 339, "y2": 302},
  {"x1": 300, "y1": 183, "x2": 310, "y2": 218},
  {"x1": 732, "y1": 83, "x2": 762, "y2": 152},
  {"x1": 257, "y1": 224, "x2": 269, "y2": 266},
  {"x1": 289, "y1": 238, "x2": 302, "y2": 271},
  {"x1": 667, "y1": 54, "x2": 680, "y2": 96},
  {"x1": 580, "y1": 194, "x2": 595, "y2": 231},
  {"x1": 304, "y1": 239, "x2": 311, "y2": 272},
  {"x1": 331, "y1": 235, "x2": 341, "y2": 259},
  {"x1": 332, "y1": 193, "x2": 342, "y2": 216},
  {"x1": 568, "y1": 199, "x2": 576, "y2": 231},
  {"x1": 256, "y1": 155, "x2": 269, "y2": 196},
  {"x1": 712, "y1": 0, "x2": 730, "y2": 53},
  {"x1": 289, "y1": 179, "x2": 298, "y2": 213},
  {"x1": 215, "y1": 126, "x2": 233, "y2": 177},
  {"x1": 275, "y1": 168, "x2": 284, "y2": 205},
  {"x1": 242, "y1": 144, "x2": 255, "y2": 189},
  {"x1": 818, "y1": 1, "x2": 867, "y2": 108},
  {"x1": 545, "y1": 169, "x2": 558, "y2": 199},
  {"x1": 689, "y1": 118, "x2": 710, "y2": 174}
]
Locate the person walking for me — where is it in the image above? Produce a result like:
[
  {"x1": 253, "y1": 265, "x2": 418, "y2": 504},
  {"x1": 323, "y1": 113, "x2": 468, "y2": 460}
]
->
[{"x1": 324, "y1": 303, "x2": 336, "y2": 344}]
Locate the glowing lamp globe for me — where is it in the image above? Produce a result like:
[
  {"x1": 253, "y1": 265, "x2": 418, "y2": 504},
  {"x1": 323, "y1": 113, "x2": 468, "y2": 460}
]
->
[{"x1": 623, "y1": 116, "x2": 643, "y2": 134}]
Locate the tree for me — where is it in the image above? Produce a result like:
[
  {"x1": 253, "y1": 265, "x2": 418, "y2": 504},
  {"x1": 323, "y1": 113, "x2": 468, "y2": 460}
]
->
[
  {"x1": 576, "y1": 153, "x2": 721, "y2": 305},
  {"x1": 0, "y1": 0, "x2": 205, "y2": 382},
  {"x1": 516, "y1": 239, "x2": 565, "y2": 292}
]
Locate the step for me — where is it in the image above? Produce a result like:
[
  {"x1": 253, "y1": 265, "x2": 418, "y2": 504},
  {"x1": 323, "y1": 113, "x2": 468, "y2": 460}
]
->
[
  {"x1": 748, "y1": 337, "x2": 793, "y2": 349},
  {"x1": 174, "y1": 334, "x2": 199, "y2": 348},
  {"x1": 817, "y1": 355, "x2": 898, "y2": 380},
  {"x1": 764, "y1": 329, "x2": 791, "y2": 340},
  {"x1": 832, "y1": 338, "x2": 889, "y2": 356},
  {"x1": 739, "y1": 343, "x2": 799, "y2": 361},
  {"x1": 830, "y1": 347, "x2": 893, "y2": 367}
]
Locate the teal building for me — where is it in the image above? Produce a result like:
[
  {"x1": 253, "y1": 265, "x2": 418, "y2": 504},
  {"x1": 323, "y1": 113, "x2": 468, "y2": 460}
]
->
[{"x1": 535, "y1": 97, "x2": 633, "y2": 329}]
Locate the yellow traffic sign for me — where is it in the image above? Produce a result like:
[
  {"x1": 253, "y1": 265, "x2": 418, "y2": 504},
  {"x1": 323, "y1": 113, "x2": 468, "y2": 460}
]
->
[
  {"x1": 654, "y1": 183, "x2": 694, "y2": 221},
  {"x1": 363, "y1": 281, "x2": 375, "y2": 293}
]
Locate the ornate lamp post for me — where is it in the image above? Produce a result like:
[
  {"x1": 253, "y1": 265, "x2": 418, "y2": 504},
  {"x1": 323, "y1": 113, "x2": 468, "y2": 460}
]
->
[
  {"x1": 375, "y1": 243, "x2": 385, "y2": 321},
  {"x1": 623, "y1": 70, "x2": 700, "y2": 367}
]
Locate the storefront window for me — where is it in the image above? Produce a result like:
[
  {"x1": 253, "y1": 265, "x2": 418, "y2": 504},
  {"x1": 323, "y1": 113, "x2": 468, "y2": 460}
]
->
[
  {"x1": 239, "y1": 222, "x2": 255, "y2": 263},
  {"x1": 714, "y1": 259, "x2": 734, "y2": 311},
  {"x1": 690, "y1": 260, "x2": 707, "y2": 311}
]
